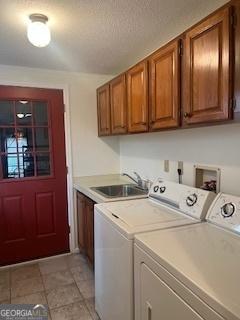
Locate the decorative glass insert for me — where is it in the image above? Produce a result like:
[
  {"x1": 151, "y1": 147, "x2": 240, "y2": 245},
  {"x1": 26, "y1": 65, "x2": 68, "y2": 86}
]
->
[
  {"x1": 0, "y1": 128, "x2": 16, "y2": 153},
  {"x1": 1, "y1": 154, "x2": 19, "y2": 179},
  {"x1": 16, "y1": 101, "x2": 32, "y2": 125},
  {"x1": 17, "y1": 128, "x2": 34, "y2": 153},
  {"x1": 0, "y1": 101, "x2": 14, "y2": 126},
  {"x1": 34, "y1": 101, "x2": 48, "y2": 126},
  {"x1": 20, "y1": 153, "x2": 35, "y2": 177},
  {"x1": 35, "y1": 127, "x2": 49, "y2": 151},
  {"x1": 0, "y1": 100, "x2": 52, "y2": 179},
  {"x1": 36, "y1": 153, "x2": 50, "y2": 176}
]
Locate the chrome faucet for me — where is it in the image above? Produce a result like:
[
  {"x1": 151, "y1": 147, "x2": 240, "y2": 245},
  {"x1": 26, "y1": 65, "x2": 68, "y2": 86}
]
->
[{"x1": 122, "y1": 172, "x2": 148, "y2": 190}]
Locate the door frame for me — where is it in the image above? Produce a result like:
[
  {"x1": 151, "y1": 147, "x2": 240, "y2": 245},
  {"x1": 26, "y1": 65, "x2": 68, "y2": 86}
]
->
[{"x1": 0, "y1": 80, "x2": 76, "y2": 254}]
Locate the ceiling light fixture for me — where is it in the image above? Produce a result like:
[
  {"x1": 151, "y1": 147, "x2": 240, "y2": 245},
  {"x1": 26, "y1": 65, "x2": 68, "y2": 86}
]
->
[
  {"x1": 19, "y1": 100, "x2": 29, "y2": 104},
  {"x1": 27, "y1": 14, "x2": 51, "y2": 48},
  {"x1": 17, "y1": 113, "x2": 25, "y2": 119}
]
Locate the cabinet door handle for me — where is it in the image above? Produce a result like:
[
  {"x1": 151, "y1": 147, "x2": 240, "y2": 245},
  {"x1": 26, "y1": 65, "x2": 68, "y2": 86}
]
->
[
  {"x1": 184, "y1": 112, "x2": 191, "y2": 118},
  {"x1": 147, "y1": 302, "x2": 152, "y2": 320}
]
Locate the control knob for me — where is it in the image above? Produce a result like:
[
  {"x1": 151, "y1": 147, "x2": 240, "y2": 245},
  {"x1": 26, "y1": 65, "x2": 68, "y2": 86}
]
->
[
  {"x1": 153, "y1": 186, "x2": 159, "y2": 193},
  {"x1": 186, "y1": 193, "x2": 198, "y2": 207},
  {"x1": 221, "y1": 203, "x2": 235, "y2": 218},
  {"x1": 159, "y1": 186, "x2": 166, "y2": 193}
]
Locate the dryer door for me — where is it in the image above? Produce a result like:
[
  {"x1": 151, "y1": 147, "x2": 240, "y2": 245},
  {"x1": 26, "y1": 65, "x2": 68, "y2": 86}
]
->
[{"x1": 140, "y1": 263, "x2": 204, "y2": 320}]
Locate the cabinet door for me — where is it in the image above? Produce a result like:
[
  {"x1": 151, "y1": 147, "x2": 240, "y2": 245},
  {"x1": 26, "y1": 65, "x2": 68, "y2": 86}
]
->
[
  {"x1": 149, "y1": 40, "x2": 180, "y2": 130},
  {"x1": 127, "y1": 61, "x2": 148, "y2": 133},
  {"x1": 110, "y1": 74, "x2": 127, "y2": 134},
  {"x1": 85, "y1": 197, "x2": 94, "y2": 265},
  {"x1": 183, "y1": 7, "x2": 232, "y2": 124},
  {"x1": 77, "y1": 192, "x2": 86, "y2": 253},
  {"x1": 97, "y1": 84, "x2": 111, "y2": 136}
]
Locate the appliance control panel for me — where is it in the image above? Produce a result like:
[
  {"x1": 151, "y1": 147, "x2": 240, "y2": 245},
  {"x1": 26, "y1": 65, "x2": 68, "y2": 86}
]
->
[
  {"x1": 207, "y1": 193, "x2": 240, "y2": 233},
  {"x1": 149, "y1": 179, "x2": 215, "y2": 220}
]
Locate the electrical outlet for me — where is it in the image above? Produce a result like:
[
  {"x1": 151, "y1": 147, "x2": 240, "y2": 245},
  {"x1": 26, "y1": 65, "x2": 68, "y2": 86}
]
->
[
  {"x1": 164, "y1": 160, "x2": 169, "y2": 172},
  {"x1": 178, "y1": 161, "x2": 183, "y2": 174}
]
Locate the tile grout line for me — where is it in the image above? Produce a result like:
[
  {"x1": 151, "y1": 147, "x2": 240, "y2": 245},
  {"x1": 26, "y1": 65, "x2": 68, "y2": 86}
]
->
[
  {"x1": 69, "y1": 265, "x2": 84, "y2": 298},
  {"x1": 83, "y1": 298, "x2": 95, "y2": 320},
  {"x1": 39, "y1": 262, "x2": 75, "y2": 316},
  {"x1": 38, "y1": 262, "x2": 50, "y2": 313},
  {"x1": 68, "y1": 257, "x2": 95, "y2": 320},
  {"x1": 39, "y1": 256, "x2": 92, "y2": 317},
  {"x1": 9, "y1": 268, "x2": 12, "y2": 303},
  {"x1": 69, "y1": 261, "x2": 95, "y2": 319}
]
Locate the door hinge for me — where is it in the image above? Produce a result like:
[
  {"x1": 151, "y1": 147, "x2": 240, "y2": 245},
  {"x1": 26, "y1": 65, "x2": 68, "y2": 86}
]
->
[
  {"x1": 230, "y1": 13, "x2": 237, "y2": 27},
  {"x1": 231, "y1": 97, "x2": 236, "y2": 110},
  {"x1": 179, "y1": 41, "x2": 183, "y2": 56},
  {"x1": 64, "y1": 104, "x2": 66, "y2": 112},
  {"x1": 66, "y1": 166, "x2": 69, "y2": 174},
  {"x1": 68, "y1": 225, "x2": 71, "y2": 234}
]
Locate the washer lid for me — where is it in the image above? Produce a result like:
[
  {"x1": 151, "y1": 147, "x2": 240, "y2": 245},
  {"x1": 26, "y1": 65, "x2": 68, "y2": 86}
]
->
[
  {"x1": 99, "y1": 198, "x2": 185, "y2": 227},
  {"x1": 135, "y1": 223, "x2": 240, "y2": 320}
]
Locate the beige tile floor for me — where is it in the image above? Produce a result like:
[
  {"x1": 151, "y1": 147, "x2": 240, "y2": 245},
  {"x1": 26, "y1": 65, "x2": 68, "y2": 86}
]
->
[{"x1": 0, "y1": 254, "x2": 99, "y2": 320}]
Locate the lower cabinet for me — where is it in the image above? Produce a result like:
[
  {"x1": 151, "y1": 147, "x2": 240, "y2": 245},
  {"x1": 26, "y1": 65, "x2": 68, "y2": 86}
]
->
[{"x1": 77, "y1": 192, "x2": 95, "y2": 265}]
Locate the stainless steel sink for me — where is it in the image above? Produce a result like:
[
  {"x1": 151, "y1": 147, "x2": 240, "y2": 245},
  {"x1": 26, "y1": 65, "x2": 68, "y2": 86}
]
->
[{"x1": 90, "y1": 184, "x2": 148, "y2": 198}]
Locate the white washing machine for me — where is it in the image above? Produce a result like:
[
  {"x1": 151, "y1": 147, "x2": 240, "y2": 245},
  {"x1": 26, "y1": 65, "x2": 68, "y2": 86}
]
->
[
  {"x1": 94, "y1": 179, "x2": 215, "y2": 320},
  {"x1": 134, "y1": 192, "x2": 240, "y2": 320}
]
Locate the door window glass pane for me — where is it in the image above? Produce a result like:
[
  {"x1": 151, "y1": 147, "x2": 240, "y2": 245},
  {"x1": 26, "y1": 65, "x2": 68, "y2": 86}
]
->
[
  {"x1": 34, "y1": 101, "x2": 48, "y2": 126},
  {"x1": 16, "y1": 101, "x2": 32, "y2": 125},
  {"x1": 36, "y1": 153, "x2": 50, "y2": 176},
  {"x1": 0, "y1": 101, "x2": 14, "y2": 126},
  {"x1": 0, "y1": 98, "x2": 52, "y2": 180},
  {"x1": 1, "y1": 154, "x2": 19, "y2": 179},
  {"x1": 35, "y1": 128, "x2": 49, "y2": 151},
  {"x1": 17, "y1": 128, "x2": 33, "y2": 153},
  {"x1": 19, "y1": 153, "x2": 35, "y2": 177},
  {"x1": 0, "y1": 128, "x2": 16, "y2": 153}
]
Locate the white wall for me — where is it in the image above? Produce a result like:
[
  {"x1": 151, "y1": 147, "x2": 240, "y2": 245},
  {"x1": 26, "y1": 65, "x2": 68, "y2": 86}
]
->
[
  {"x1": 1, "y1": 64, "x2": 239, "y2": 197},
  {"x1": 0, "y1": 64, "x2": 120, "y2": 177},
  {"x1": 120, "y1": 124, "x2": 240, "y2": 196}
]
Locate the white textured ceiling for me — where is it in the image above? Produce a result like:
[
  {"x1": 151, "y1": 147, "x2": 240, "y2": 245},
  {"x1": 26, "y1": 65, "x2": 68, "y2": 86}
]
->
[{"x1": 0, "y1": 0, "x2": 227, "y2": 74}]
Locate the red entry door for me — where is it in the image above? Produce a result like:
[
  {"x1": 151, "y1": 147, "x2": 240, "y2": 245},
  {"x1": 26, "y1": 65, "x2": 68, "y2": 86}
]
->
[{"x1": 0, "y1": 86, "x2": 69, "y2": 266}]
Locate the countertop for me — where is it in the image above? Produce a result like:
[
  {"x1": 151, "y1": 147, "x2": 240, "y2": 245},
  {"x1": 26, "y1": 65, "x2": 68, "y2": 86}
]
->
[{"x1": 73, "y1": 174, "x2": 148, "y2": 203}]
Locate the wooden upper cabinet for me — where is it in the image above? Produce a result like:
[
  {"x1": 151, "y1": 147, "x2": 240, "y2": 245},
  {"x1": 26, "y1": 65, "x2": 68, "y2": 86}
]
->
[
  {"x1": 97, "y1": 84, "x2": 111, "y2": 136},
  {"x1": 127, "y1": 61, "x2": 148, "y2": 133},
  {"x1": 149, "y1": 40, "x2": 180, "y2": 130},
  {"x1": 183, "y1": 6, "x2": 233, "y2": 125},
  {"x1": 110, "y1": 74, "x2": 127, "y2": 134}
]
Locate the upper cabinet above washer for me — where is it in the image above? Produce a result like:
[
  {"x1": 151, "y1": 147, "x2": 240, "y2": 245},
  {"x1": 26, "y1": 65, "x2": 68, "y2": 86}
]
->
[
  {"x1": 110, "y1": 74, "x2": 127, "y2": 135},
  {"x1": 127, "y1": 61, "x2": 149, "y2": 133},
  {"x1": 149, "y1": 39, "x2": 181, "y2": 131},
  {"x1": 96, "y1": 2, "x2": 238, "y2": 137},
  {"x1": 183, "y1": 7, "x2": 233, "y2": 125},
  {"x1": 97, "y1": 84, "x2": 111, "y2": 136}
]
